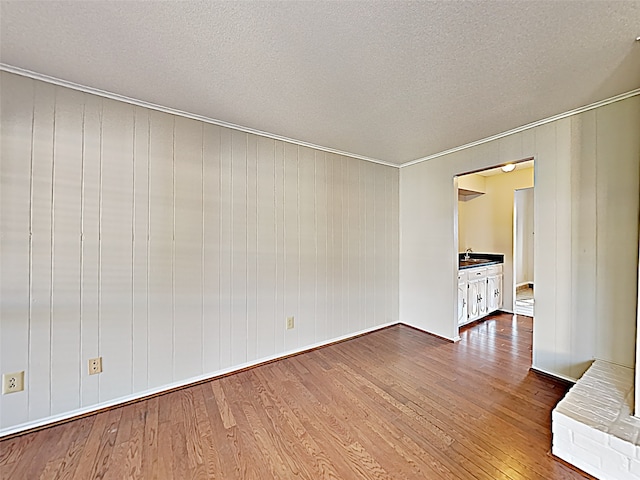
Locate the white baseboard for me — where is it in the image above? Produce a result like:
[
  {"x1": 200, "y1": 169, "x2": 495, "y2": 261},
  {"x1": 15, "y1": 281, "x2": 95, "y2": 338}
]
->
[
  {"x1": 0, "y1": 321, "x2": 399, "y2": 439},
  {"x1": 530, "y1": 365, "x2": 577, "y2": 384}
]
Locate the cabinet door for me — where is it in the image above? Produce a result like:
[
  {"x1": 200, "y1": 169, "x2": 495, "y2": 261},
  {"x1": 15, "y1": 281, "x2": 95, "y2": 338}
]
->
[
  {"x1": 486, "y1": 274, "x2": 504, "y2": 313},
  {"x1": 496, "y1": 274, "x2": 503, "y2": 309},
  {"x1": 458, "y1": 281, "x2": 467, "y2": 325},
  {"x1": 487, "y1": 276, "x2": 498, "y2": 313},
  {"x1": 467, "y1": 279, "x2": 480, "y2": 320},
  {"x1": 477, "y1": 278, "x2": 487, "y2": 316}
]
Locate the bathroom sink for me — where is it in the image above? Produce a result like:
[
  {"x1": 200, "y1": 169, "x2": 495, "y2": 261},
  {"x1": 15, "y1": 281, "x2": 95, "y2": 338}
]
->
[
  {"x1": 458, "y1": 253, "x2": 504, "y2": 269},
  {"x1": 459, "y1": 258, "x2": 493, "y2": 267}
]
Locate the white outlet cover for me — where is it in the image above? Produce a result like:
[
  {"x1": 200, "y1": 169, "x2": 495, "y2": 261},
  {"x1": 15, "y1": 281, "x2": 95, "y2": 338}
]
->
[
  {"x1": 89, "y1": 357, "x2": 103, "y2": 375},
  {"x1": 2, "y1": 371, "x2": 25, "y2": 394}
]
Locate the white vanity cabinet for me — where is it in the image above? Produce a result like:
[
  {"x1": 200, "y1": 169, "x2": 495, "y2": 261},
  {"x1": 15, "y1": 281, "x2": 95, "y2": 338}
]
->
[{"x1": 458, "y1": 263, "x2": 503, "y2": 326}]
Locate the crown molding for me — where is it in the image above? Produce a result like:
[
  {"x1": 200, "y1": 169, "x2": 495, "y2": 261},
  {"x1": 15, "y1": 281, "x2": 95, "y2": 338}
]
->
[
  {"x1": 400, "y1": 87, "x2": 640, "y2": 168},
  {"x1": 3, "y1": 63, "x2": 638, "y2": 170},
  {"x1": 0, "y1": 63, "x2": 399, "y2": 168}
]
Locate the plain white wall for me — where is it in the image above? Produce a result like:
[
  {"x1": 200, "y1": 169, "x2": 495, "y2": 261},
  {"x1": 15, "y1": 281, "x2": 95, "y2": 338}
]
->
[
  {"x1": 400, "y1": 95, "x2": 640, "y2": 380},
  {"x1": 0, "y1": 72, "x2": 399, "y2": 434},
  {"x1": 458, "y1": 167, "x2": 534, "y2": 310}
]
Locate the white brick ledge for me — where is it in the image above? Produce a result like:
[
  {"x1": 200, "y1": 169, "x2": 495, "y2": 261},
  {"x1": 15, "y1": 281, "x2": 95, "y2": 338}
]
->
[{"x1": 553, "y1": 360, "x2": 640, "y2": 480}]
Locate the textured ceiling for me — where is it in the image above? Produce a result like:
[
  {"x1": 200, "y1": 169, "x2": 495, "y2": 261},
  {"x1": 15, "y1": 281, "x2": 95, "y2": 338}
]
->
[{"x1": 1, "y1": 1, "x2": 639, "y2": 165}]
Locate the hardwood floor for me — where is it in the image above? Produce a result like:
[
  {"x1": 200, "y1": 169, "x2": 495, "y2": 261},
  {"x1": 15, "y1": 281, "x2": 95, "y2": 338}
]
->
[{"x1": 0, "y1": 313, "x2": 587, "y2": 479}]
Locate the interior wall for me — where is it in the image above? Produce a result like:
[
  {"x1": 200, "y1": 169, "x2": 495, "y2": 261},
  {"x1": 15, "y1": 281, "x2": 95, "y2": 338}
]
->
[
  {"x1": 0, "y1": 71, "x2": 399, "y2": 434},
  {"x1": 514, "y1": 188, "x2": 534, "y2": 286},
  {"x1": 458, "y1": 167, "x2": 534, "y2": 310},
  {"x1": 400, "y1": 95, "x2": 640, "y2": 380}
]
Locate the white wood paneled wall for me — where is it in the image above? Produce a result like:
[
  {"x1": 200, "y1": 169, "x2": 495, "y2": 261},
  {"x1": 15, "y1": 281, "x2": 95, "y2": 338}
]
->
[
  {"x1": 0, "y1": 72, "x2": 399, "y2": 432},
  {"x1": 400, "y1": 95, "x2": 640, "y2": 381}
]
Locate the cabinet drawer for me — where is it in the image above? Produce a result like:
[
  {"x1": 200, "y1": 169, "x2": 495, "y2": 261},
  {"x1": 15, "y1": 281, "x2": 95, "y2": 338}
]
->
[
  {"x1": 457, "y1": 271, "x2": 467, "y2": 282},
  {"x1": 487, "y1": 264, "x2": 503, "y2": 275},
  {"x1": 468, "y1": 267, "x2": 487, "y2": 279}
]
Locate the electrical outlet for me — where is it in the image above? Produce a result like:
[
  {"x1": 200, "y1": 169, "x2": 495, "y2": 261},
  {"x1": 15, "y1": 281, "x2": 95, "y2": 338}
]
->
[
  {"x1": 88, "y1": 357, "x2": 102, "y2": 375},
  {"x1": 2, "y1": 371, "x2": 24, "y2": 394},
  {"x1": 286, "y1": 316, "x2": 295, "y2": 330}
]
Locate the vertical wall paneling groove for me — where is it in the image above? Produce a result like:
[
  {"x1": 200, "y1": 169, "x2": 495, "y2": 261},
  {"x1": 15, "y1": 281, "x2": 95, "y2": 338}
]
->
[
  {"x1": 284, "y1": 143, "x2": 299, "y2": 352},
  {"x1": 96, "y1": 94, "x2": 103, "y2": 402},
  {"x1": 130, "y1": 107, "x2": 135, "y2": 394},
  {"x1": 315, "y1": 151, "x2": 328, "y2": 342},
  {"x1": 343, "y1": 156, "x2": 350, "y2": 335},
  {"x1": 203, "y1": 124, "x2": 221, "y2": 373},
  {"x1": 384, "y1": 166, "x2": 392, "y2": 325},
  {"x1": 531, "y1": 122, "x2": 558, "y2": 373},
  {"x1": 595, "y1": 100, "x2": 640, "y2": 367},
  {"x1": 0, "y1": 74, "x2": 32, "y2": 428},
  {"x1": 298, "y1": 147, "x2": 315, "y2": 347},
  {"x1": 171, "y1": 117, "x2": 176, "y2": 380},
  {"x1": 554, "y1": 119, "x2": 573, "y2": 375},
  {"x1": 329, "y1": 154, "x2": 340, "y2": 339},
  {"x1": 325, "y1": 154, "x2": 335, "y2": 340},
  {"x1": 256, "y1": 136, "x2": 276, "y2": 359},
  {"x1": 219, "y1": 128, "x2": 232, "y2": 369},
  {"x1": 147, "y1": 110, "x2": 174, "y2": 388},
  {"x1": 0, "y1": 71, "x2": 400, "y2": 434},
  {"x1": 78, "y1": 98, "x2": 85, "y2": 406},
  {"x1": 570, "y1": 112, "x2": 597, "y2": 379},
  {"x1": 274, "y1": 140, "x2": 285, "y2": 355},
  {"x1": 348, "y1": 160, "x2": 359, "y2": 333},
  {"x1": 374, "y1": 166, "x2": 384, "y2": 328},
  {"x1": 51, "y1": 87, "x2": 84, "y2": 414},
  {"x1": 359, "y1": 161, "x2": 364, "y2": 329},
  {"x1": 132, "y1": 107, "x2": 150, "y2": 393},
  {"x1": 29, "y1": 80, "x2": 56, "y2": 419},
  {"x1": 200, "y1": 123, "x2": 205, "y2": 373},
  {"x1": 340, "y1": 155, "x2": 347, "y2": 337},
  {"x1": 364, "y1": 164, "x2": 373, "y2": 329},
  {"x1": 246, "y1": 133, "x2": 258, "y2": 362},
  {"x1": 100, "y1": 98, "x2": 134, "y2": 402},
  {"x1": 174, "y1": 117, "x2": 204, "y2": 380},
  {"x1": 231, "y1": 131, "x2": 248, "y2": 366},
  {"x1": 330, "y1": 154, "x2": 345, "y2": 337},
  {"x1": 313, "y1": 152, "x2": 318, "y2": 343},
  {"x1": 27, "y1": 82, "x2": 35, "y2": 420}
]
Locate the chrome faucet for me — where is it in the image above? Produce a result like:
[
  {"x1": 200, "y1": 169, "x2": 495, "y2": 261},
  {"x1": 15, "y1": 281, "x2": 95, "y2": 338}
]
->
[{"x1": 464, "y1": 248, "x2": 473, "y2": 260}]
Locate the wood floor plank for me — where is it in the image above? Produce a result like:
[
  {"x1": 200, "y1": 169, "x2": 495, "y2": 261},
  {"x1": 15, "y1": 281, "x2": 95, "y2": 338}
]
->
[
  {"x1": 48, "y1": 416, "x2": 95, "y2": 480},
  {"x1": 191, "y1": 385, "x2": 223, "y2": 479},
  {"x1": 155, "y1": 396, "x2": 174, "y2": 480},
  {"x1": 141, "y1": 397, "x2": 159, "y2": 478},
  {"x1": 0, "y1": 313, "x2": 589, "y2": 479},
  {"x1": 84, "y1": 408, "x2": 122, "y2": 479},
  {"x1": 122, "y1": 401, "x2": 146, "y2": 479},
  {"x1": 200, "y1": 382, "x2": 241, "y2": 479}
]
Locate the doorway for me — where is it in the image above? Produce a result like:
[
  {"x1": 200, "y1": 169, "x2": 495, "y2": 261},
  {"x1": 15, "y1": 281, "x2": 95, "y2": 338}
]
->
[
  {"x1": 514, "y1": 187, "x2": 534, "y2": 316},
  {"x1": 455, "y1": 159, "x2": 535, "y2": 333}
]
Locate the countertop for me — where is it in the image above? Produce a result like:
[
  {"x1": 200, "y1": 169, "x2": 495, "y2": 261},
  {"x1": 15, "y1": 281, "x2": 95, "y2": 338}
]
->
[{"x1": 458, "y1": 253, "x2": 504, "y2": 270}]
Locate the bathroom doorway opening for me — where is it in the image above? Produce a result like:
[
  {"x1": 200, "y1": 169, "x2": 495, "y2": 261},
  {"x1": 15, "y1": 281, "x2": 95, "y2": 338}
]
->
[
  {"x1": 513, "y1": 187, "x2": 534, "y2": 316},
  {"x1": 455, "y1": 158, "x2": 535, "y2": 334}
]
